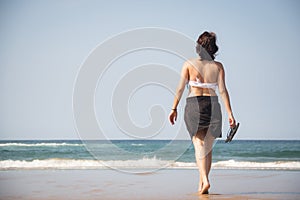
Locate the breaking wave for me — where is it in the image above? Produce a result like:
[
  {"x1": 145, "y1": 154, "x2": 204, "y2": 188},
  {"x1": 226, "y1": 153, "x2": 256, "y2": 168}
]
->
[{"x1": 1, "y1": 158, "x2": 299, "y2": 170}]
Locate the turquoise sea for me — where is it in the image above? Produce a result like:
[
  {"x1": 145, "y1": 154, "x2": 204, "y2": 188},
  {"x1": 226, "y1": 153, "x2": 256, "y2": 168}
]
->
[{"x1": 0, "y1": 140, "x2": 299, "y2": 170}]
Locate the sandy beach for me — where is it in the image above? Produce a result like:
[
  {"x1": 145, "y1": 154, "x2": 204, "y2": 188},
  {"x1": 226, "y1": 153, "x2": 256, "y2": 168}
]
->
[{"x1": 0, "y1": 169, "x2": 299, "y2": 200}]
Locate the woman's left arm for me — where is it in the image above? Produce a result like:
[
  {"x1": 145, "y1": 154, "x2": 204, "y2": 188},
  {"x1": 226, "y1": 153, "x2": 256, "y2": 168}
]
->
[{"x1": 169, "y1": 62, "x2": 189, "y2": 125}]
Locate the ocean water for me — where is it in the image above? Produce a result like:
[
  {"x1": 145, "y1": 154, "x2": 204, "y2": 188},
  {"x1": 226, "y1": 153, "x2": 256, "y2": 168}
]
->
[{"x1": 0, "y1": 140, "x2": 299, "y2": 170}]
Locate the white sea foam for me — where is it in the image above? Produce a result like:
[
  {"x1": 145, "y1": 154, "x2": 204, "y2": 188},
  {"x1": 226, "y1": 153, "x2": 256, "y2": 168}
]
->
[
  {"x1": 0, "y1": 143, "x2": 83, "y2": 147},
  {"x1": 171, "y1": 162, "x2": 197, "y2": 169},
  {"x1": 0, "y1": 159, "x2": 105, "y2": 170},
  {"x1": 0, "y1": 159, "x2": 299, "y2": 170},
  {"x1": 212, "y1": 160, "x2": 300, "y2": 170},
  {"x1": 0, "y1": 157, "x2": 171, "y2": 170}
]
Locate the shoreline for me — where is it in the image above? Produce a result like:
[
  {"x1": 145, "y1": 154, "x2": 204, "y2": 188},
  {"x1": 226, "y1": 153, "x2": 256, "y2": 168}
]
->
[{"x1": 1, "y1": 169, "x2": 299, "y2": 200}]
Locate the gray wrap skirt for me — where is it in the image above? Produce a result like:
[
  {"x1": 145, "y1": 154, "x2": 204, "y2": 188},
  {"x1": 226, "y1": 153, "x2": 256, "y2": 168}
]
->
[{"x1": 184, "y1": 96, "x2": 222, "y2": 139}]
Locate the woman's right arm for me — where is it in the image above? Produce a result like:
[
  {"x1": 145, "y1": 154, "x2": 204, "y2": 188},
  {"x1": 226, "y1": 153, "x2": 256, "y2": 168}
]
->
[
  {"x1": 217, "y1": 62, "x2": 236, "y2": 127},
  {"x1": 169, "y1": 62, "x2": 189, "y2": 125}
]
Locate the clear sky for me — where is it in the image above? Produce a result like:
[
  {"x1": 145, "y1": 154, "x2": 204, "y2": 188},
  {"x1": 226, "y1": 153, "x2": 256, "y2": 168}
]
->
[{"x1": 1, "y1": 0, "x2": 300, "y2": 140}]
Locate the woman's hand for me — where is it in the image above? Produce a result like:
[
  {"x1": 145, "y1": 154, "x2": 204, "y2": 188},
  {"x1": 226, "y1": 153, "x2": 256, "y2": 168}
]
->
[
  {"x1": 169, "y1": 110, "x2": 177, "y2": 125},
  {"x1": 229, "y1": 113, "x2": 236, "y2": 127}
]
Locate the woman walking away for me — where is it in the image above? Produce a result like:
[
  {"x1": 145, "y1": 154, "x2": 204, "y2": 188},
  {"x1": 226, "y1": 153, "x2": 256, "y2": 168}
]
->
[{"x1": 169, "y1": 31, "x2": 236, "y2": 194}]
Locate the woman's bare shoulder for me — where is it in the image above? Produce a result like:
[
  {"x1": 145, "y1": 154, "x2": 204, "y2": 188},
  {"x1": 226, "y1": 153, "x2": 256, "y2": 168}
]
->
[
  {"x1": 214, "y1": 60, "x2": 224, "y2": 71},
  {"x1": 184, "y1": 58, "x2": 199, "y2": 67}
]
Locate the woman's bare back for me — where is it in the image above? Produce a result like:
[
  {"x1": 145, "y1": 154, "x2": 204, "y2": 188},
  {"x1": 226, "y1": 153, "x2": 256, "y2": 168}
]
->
[{"x1": 187, "y1": 58, "x2": 221, "y2": 96}]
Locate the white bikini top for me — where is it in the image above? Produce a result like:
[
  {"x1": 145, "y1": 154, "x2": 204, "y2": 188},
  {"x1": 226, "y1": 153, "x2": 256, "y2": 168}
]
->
[{"x1": 189, "y1": 77, "x2": 218, "y2": 90}]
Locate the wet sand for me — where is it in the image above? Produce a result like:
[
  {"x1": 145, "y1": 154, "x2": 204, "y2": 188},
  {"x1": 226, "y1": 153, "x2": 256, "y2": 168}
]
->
[{"x1": 0, "y1": 169, "x2": 299, "y2": 200}]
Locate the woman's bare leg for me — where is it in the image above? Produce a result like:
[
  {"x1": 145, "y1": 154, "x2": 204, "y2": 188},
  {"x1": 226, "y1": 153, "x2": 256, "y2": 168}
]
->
[
  {"x1": 192, "y1": 134, "x2": 204, "y2": 192},
  {"x1": 192, "y1": 130, "x2": 214, "y2": 194},
  {"x1": 207, "y1": 150, "x2": 212, "y2": 175}
]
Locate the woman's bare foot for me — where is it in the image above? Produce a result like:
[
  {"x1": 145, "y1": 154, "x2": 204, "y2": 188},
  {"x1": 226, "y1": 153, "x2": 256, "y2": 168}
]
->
[{"x1": 199, "y1": 182, "x2": 210, "y2": 194}]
